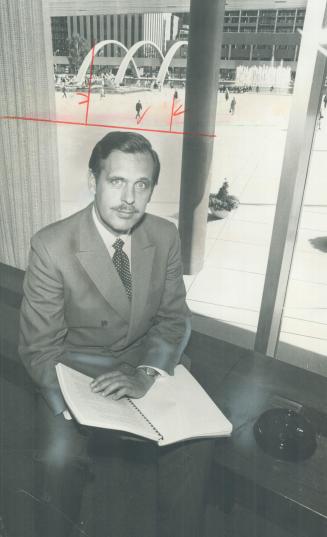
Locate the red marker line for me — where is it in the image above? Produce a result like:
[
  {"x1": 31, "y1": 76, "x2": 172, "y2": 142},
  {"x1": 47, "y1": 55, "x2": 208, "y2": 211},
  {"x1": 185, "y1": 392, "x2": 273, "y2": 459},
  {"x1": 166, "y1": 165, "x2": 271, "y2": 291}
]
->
[
  {"x1": 0, "y1": 115, "x2": 216, "y2": 138},
  {"x1": 77, "y1": 92, "x2": 89, "y2": 105},
  {"x1": 173, "y1": 104, "x2": 187, "y2": 117},
  {"x1": 85, "y1": 44, "x2": 95, "y2": 124},
  {"x1": 136, "y1": 106, "x2": 151, "y2": 125},
  {"x1": 169, "y1": 95, "x2": 175, "y2": 132},
  {"x1": 174, "y1": 104, "x2": 183, "y2": 114}
]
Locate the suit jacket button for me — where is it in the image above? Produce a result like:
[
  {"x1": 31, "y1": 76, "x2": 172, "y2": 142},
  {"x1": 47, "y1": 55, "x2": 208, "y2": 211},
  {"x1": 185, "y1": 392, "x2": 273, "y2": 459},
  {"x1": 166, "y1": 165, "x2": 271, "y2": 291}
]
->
[{"x1": 101, "y1": 320, "x2": 108, "y2": 327}]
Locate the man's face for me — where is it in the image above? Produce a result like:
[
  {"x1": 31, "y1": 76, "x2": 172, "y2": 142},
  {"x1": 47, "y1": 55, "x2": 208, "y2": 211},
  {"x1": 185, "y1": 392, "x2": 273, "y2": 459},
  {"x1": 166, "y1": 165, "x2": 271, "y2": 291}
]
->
[{"x1": 93, "y1": 149, "x2": 155, "y2": 234}]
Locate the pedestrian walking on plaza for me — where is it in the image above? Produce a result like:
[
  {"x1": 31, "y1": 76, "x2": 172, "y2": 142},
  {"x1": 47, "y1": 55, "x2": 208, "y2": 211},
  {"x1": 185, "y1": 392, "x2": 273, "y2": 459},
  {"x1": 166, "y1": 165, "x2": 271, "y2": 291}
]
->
[
  {"x1": 229, "y1": 96, "x2": 236, "y2": 115},
  {"x1": 323, "y1": 94, "x2": 327, "y2": 109},
  {"x1": 62, "y1": 84, "x2": 67, "y2": 98},
  {"x1": 135, "y1": 99, "x2": 142, "y2": 119},
  {"x1": 100, "y1": 86, "x2": 105, "y2": 99},
  {"x1": 225, "y1": 88, "x2": 229, "y2": 101},
  {"x1": 174, "y1": 89, "x2": 178, "y2": 100}
]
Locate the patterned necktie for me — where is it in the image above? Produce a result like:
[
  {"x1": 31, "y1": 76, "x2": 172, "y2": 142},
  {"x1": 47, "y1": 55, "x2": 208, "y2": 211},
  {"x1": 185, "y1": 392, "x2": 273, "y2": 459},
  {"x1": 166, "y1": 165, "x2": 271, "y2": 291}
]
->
[{"x1": 112, "y1": 238, "x2": 132, "y2": 301}]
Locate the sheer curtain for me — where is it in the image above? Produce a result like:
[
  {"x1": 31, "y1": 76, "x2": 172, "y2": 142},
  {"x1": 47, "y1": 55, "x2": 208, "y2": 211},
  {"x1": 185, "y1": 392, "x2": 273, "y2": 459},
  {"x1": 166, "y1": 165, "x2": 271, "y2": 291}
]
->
[{"x1": 0, "y1": 0, "x2": 60, "y2": 269}]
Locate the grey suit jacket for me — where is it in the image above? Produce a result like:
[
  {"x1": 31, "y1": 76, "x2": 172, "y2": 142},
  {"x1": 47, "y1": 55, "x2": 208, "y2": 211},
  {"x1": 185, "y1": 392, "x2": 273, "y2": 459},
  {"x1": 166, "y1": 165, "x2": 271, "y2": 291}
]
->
[{"x1": 19, "y1": 204, "x2": 191, "y2": 414}]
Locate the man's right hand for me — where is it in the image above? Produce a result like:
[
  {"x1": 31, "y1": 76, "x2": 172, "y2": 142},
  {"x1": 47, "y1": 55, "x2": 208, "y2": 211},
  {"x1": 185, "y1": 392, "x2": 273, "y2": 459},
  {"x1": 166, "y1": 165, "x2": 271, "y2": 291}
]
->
[{"x1": 90, "y1": 368, "x2": 154, "y2": 400}]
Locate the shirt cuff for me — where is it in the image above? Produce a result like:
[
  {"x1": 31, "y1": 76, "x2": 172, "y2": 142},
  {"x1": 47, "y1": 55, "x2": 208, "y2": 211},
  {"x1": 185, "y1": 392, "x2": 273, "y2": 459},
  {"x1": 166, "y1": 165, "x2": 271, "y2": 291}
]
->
[
  {"x1": 137, "y1": 365, "x2": 168, "y2": 377},
  {"x1": 63, "y1": 409, "x2": 73, "y2": 420}
]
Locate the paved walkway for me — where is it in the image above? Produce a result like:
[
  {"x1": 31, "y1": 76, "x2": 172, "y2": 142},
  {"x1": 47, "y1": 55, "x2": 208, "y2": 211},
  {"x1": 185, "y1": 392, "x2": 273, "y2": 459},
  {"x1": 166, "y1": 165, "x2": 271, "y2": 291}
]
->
[{"x1": 56, "y1": 89, "x2": 327, "y2": 375}]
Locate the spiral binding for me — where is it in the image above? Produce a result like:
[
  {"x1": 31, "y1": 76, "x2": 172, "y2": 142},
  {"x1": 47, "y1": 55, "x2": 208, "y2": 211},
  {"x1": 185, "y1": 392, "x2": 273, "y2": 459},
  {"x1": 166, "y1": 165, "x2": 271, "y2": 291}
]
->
[{"x1": 127, "y1": 397, "x2": 164, "y2": 441}]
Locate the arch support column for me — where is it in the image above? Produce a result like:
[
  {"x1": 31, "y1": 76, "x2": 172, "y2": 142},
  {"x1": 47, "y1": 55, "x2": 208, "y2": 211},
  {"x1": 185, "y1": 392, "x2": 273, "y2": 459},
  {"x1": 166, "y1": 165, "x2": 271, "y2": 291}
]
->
[
  {"x1": 178, "y1": 0, "x2": 225, "y2": 274},
  {"x1": 0, "y1": 0, "x2": 60, "y2": 269}
]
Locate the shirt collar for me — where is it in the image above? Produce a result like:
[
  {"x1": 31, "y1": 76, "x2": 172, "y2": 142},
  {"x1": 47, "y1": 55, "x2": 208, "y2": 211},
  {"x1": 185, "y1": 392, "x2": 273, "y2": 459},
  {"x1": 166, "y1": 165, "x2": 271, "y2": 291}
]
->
[{"x1": 92, "y1": 205, "x2": 131, "y2": 253}]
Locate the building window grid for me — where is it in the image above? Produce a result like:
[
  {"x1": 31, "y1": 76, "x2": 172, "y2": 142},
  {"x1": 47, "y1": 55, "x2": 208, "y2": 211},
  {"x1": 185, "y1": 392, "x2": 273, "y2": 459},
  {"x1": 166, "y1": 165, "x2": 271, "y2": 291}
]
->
[
  {"x1": 274, "y1": 10, "x2": 278, "y2": 33},
  {"x1": 257, "y1": 27, "x2": 274, "y2": 33},
  {"x1": 276, "y1": 27, "x2": 294, "y2": 33},
  {"x1": 240, "y1": 28, "x2": 256, "y2": 33},
  {"x1": 131, "y1": 15, "x2": 135, "y2": 45},
  {"x1": 110, "y1": 16, "x2": 114, "y2": 56},
  {"x1": 83, "y1": 16, "x2": 87, "y2": 39},
  {"x1": 90, "y1": 16, "x2": 94, "y2": 47},
  {"x1": 138, "y1": 15, "x2": 143, "y2": 57},
  {"x1": 296, "y1": 10, "x2": 305, "y2": 24},
  {"x1": 103, "y1": 16, "x2": 107, "y2": 56},
  {"x1": 117, "y1": 15, "x2": 120, "y2": 44},
  {"x1": 124, "y1": 16, "x2": 128, "y2": 46},
  {"x1": 224, "y1": 26, "x2": 239, "y2": 32},
  {"x1": 241, "y1": 10, "x2": 258, "y2": 17},
  {"x1": 103, "y1": 16, "x2": 107, "y2": 38},
  {"x1": 240, "y1": 17, "x2": 257, "y2": 23},
  {"x1": 255, "y1": 10, "x2": 260, "y2": 32},
  {"x1": 51, "y1": 17, "x2": 69, "y2": 55},
  {"x1": 276, "y1": 8, "x2": 297, "y2": 33},
  {"x1": 293, "y1": 9, "x2": 297, "y2": 32},
  {"x1": 52, "y1": 9, "x2": 305, "y2": 69},
  {"x1": 96, "y1": 15, "x2": 101, "y2": 42}
]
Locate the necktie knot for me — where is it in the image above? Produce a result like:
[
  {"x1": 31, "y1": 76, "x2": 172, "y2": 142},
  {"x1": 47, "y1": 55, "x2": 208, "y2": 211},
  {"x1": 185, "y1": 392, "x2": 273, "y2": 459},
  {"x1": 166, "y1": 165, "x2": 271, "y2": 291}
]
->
[{"x1": 113, "y1": 238, "x2": 124, "y2": 251}]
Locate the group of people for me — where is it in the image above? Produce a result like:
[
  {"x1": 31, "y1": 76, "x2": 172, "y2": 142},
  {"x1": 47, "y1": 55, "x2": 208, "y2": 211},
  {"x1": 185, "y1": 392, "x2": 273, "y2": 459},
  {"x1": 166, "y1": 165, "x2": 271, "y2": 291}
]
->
[{"x1": 220, "y1": 84, "x2": 255, "y2": 94}]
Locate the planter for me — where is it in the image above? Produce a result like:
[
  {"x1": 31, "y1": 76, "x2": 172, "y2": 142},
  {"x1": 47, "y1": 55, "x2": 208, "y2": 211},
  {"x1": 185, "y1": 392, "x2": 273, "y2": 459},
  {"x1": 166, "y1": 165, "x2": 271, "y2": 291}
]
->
[{"x1": 209, "y1": 207, "x2": 230, "y2": 219}]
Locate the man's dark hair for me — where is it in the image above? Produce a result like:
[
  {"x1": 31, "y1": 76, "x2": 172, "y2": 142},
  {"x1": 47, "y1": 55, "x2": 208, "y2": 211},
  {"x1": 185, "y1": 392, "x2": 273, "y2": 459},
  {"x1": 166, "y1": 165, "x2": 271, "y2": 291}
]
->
[{"x1": 89, "y1": 131, "x2": 160, "y2": 186}]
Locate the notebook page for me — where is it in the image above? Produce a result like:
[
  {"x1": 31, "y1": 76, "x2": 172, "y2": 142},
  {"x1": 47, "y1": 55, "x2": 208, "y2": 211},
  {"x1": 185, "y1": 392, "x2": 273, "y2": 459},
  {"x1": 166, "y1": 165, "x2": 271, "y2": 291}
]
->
[
  {"x1": 134, "y1": 365, "x2": 232, "y2": 446},
  {"x1": 56, "y1": 363, "x2": 160, "y2": 441}
]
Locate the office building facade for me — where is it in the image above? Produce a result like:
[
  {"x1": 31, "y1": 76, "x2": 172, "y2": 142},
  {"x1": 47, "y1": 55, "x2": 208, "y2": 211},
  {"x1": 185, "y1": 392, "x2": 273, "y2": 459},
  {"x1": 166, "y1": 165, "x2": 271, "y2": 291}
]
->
[{"x1": 51, "y1": 6, "x2": 306, "y2": 78}]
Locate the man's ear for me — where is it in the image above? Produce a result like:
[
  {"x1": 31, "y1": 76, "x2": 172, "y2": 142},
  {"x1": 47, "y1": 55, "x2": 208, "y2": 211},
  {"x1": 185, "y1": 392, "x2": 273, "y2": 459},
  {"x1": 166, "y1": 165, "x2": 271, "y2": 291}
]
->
[{"x1": 88, "y1": 173, "x2": 96, "y2": 195}]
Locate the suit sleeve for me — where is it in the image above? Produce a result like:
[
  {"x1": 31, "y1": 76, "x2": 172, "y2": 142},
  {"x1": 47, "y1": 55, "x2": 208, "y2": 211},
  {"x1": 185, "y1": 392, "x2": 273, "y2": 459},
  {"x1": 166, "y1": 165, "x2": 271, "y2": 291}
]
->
[
  {"x1": 141, "y1": 226, "x2": 192, "y2": 374},
  {"x1": 19, "y1": 234, "x2": 67, "y2": 414}
]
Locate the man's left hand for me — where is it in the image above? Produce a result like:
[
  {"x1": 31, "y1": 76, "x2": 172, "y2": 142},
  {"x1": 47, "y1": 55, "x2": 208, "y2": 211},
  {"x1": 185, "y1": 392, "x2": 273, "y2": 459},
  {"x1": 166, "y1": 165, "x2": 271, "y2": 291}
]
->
[{"x1": 90, "y1": 369, "x2": 154, "y2": 400}]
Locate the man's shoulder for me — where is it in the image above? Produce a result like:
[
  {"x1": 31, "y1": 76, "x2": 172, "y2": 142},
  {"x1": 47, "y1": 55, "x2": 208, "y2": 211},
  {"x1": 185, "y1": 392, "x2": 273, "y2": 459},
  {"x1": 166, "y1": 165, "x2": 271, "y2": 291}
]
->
[
  {"x1": 32, "y1": 205, "x2": 91, "y2": 246},
  {"x1": 143, "y1": 213, "x2": 178, "y2": 240}
]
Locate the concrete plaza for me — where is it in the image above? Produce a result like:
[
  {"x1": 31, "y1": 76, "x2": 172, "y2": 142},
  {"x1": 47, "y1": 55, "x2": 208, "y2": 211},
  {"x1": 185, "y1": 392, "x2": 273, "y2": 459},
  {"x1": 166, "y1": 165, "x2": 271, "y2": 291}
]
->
[{"x1": 56, "y1": 88, "x2": 327, "y2": 375}]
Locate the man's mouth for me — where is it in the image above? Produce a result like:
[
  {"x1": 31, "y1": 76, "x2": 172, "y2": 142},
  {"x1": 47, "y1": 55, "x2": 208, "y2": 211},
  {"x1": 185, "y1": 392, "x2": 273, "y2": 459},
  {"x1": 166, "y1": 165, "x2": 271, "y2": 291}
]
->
[{"x1": 116, "y1": 208, "x2": 137, "y2": 217}]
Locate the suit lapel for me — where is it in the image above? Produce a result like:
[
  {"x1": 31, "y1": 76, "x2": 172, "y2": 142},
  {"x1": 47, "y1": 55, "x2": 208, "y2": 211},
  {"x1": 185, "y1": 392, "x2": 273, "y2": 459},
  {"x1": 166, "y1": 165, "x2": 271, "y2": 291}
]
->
[
  {"x1": 127, "y1": 218, "x2": 155, "y2": 341},
  {"x1": 75, "y1": 206, "x2": 131, "y2": 322}
]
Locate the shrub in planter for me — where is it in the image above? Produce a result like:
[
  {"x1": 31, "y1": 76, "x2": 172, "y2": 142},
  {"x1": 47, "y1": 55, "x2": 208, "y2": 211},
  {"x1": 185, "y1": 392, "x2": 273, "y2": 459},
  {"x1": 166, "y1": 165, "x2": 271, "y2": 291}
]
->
[{"x1": 209, "y1": 180, "x2": 239, "y2": 219}]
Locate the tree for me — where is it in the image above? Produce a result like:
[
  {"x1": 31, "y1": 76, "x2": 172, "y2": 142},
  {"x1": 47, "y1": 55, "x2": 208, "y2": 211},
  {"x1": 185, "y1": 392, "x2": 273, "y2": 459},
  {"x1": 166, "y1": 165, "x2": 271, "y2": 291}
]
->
[{"x1": 66, "y1": 34, "x2": 89, "y2": 74}]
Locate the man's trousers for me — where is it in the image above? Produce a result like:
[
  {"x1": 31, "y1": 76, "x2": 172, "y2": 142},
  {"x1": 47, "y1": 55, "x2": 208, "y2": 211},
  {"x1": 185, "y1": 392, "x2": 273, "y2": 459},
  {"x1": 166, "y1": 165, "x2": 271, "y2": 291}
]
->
[{"x1": 33, "y1": 396, "x2": 215, "y2": 537}]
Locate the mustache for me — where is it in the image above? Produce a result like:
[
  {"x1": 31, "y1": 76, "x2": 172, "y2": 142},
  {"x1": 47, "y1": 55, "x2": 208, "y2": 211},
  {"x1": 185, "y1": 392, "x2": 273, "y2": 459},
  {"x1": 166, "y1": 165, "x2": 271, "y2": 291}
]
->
[{"x1": 114, "y1": 205, "x2": 139, "y2": 213}]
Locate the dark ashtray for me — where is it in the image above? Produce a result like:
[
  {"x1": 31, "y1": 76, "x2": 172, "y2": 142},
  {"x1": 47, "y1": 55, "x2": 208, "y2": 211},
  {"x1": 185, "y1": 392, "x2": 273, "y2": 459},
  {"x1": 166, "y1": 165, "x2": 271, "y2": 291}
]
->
[{"x1": 253, "y1": 408, "x2": 317, "y2": 462}]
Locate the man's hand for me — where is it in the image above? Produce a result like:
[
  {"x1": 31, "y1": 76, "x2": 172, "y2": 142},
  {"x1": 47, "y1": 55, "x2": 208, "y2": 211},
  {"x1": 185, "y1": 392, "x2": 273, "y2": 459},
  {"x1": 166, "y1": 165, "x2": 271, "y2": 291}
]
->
[{"x1": 90, "y1": 369, "x2": 155, "y2": 400}]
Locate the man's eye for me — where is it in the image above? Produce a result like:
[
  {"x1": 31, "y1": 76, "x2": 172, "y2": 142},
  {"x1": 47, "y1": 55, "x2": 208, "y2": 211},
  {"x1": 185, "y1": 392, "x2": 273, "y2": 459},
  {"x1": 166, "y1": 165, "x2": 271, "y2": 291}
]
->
[
  {"x1": 110, "y1": 178, "x2": 123, "y2": 187},
  {"x1": 135, "y1": 181, "x2": 148, "y2": 190}
]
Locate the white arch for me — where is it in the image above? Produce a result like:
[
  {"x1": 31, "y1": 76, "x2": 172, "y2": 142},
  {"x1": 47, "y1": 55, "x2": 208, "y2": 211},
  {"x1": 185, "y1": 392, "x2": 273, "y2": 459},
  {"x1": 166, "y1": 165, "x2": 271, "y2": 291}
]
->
[
  {"x1": 115, "y1": 40, "x2": 164, "y2": 85},
  {"x1": 75, "y1": 40, "x2": 139, "y2": 86},
  {"x1": 156, "y1": 42, "x2": 188, "y2": 85}
]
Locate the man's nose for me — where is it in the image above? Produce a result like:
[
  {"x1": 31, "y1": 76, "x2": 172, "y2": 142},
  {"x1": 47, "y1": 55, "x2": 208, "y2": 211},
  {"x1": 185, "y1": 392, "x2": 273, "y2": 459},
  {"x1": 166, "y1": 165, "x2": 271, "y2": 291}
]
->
[{"x1": 121, "y1": 184, "x2": 135, "y2": 204}]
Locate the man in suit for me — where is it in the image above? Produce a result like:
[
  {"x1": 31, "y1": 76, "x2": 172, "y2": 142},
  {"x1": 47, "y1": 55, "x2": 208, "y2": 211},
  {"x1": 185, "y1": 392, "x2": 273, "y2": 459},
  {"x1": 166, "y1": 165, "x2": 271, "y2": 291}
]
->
[{"x1": 19, "y1": 131, "x2": 213, "y2": 537}]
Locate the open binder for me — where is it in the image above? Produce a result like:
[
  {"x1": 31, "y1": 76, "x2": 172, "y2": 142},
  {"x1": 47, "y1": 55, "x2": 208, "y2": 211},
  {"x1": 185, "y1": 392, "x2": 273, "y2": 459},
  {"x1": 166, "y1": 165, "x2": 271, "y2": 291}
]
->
[{"x1": 56, "y1": 363, "x2": 232, "y2": 446}]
